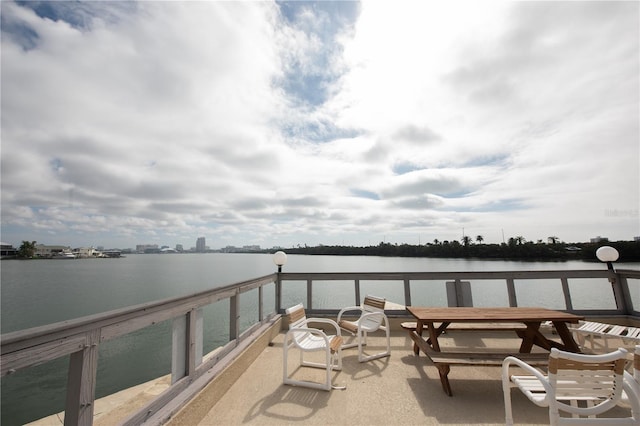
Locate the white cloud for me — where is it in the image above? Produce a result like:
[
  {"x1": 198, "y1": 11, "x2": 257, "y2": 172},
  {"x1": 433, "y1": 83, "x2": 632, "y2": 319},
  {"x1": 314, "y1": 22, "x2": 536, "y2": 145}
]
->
[{"x1": 1, "y1": 1, "x2": 638, "y2": 250}]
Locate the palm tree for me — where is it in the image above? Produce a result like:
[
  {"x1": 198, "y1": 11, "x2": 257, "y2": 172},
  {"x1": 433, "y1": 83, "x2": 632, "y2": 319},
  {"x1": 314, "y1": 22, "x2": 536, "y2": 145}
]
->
[
  {"x1": 515, "y1": 236, "x2": 526, "y2": 245},
  {"x1": 461, "y1": 236, "x2": 472, "y2": 247},
  {"x1": 18, "y1": 240, "x2": 37, "y2": 258},
  {"x1": 475, "y1": 235, "x2": 484, "y2": 244},
  {"x1": 548, "y1": 236, "x2": 559, "y2": 244}
]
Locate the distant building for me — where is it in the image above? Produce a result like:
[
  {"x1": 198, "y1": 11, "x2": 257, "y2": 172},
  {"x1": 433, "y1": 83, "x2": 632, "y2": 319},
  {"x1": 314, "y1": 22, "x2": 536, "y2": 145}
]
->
[
  {"x1": 1, "y1": 242, "x2": 18, "y2": 258},
  {"x1": 590, "y1": 236, "x2": 609, "y2": 243},
  {"x1": 196, "y1": 237, "x2": 206, "y2": 253},
  {"x1": 136, "y1": 244, "x2": 159, "y2": 253},
  {"x1": 176, "y1": 244, "x2": 184, "y2": 252},
  {"x1": 35, "y1": 244, "x2": 72, "y2": 258}
]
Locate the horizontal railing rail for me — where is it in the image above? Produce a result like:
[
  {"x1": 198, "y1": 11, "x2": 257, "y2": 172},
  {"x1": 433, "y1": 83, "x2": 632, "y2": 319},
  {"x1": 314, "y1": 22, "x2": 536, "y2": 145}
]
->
[
  {"x1": 1, "y1": 268, "x2": 638, "y2": 425},
  {"x1": 277, "y1": 269, "x2": 640, "y2": 318},
  {"x1": 1, "y1": 273, "x2": 279, "y2": 426}
]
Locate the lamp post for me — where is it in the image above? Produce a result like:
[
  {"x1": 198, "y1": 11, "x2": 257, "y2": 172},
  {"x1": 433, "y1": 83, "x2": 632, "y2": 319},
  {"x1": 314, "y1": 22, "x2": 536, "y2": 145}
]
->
[
  {"x1": 596, "y1": 245, "x2": 619, "y2": 272},
  {"x1": 273, "y1": 251, "x2": 287, "y2": 313},
  {"x1": 273, "y1": 251, "x2": 287, "y2": 273},
  {"x1": 596, "y1": 245, "x2": 621, "y2": 309}
]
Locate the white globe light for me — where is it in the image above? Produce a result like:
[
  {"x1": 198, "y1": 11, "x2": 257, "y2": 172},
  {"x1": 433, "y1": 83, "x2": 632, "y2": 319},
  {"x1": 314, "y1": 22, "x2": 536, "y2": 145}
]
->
[
  {"x1": 596, "y1": 246, "x2": 619, "y2": 263},
  {"x1": 273, "y1": 251, "x2": 287, "y2": 266}
]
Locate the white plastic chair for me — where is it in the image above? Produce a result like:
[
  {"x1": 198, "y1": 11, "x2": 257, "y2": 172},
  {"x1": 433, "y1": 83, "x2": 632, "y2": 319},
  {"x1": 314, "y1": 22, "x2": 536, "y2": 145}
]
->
[
  {"x1": 502, "y1": 347, "x2": 640, "y2": 425},
  {"x1": 283, "y1": 303, "x2": 344, "y2": 391},
  {"x1": 337, "y1": 295, "x2": 390, "y2": 362},
  {"x1": 572, "y1": 321, "x2": 640, "y2": 352},
  {"x1": 619, "y1": 345, "x2": 640, "y2": 410}
]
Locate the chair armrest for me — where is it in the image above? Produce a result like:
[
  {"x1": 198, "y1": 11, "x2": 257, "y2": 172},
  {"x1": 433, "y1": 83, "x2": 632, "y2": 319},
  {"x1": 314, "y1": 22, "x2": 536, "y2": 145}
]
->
[
  {"x1": 286, "y1": 327, "x2": 331, "y2": 344},
  {"x1": 622, "y1": 371, "x2": 640, "y2": 414},
  {"x1": 337, "y1": 306, "x2": 363, "y2": 323},
  {"x1": 306, "y1": 318, "x2": 341, "y2": 336},
  {"x1": 502, "y1": 356, "x2": 552, "y2": 403}
]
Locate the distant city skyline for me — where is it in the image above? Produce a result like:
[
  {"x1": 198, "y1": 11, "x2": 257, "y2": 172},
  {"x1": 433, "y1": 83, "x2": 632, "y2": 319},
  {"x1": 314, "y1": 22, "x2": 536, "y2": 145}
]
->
[
  {"x1": 1, "y1": 1, "x2": 638, "y2": 250},
  {"x1": 3, "y1": 234, "x2": 636, "y2": 253}
]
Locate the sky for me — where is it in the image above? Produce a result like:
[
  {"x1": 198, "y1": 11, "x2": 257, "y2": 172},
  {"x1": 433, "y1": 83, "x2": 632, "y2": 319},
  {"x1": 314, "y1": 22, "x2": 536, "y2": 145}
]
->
[{"x1": 1, "y1": 1, "x2": 638, "y2": 250}]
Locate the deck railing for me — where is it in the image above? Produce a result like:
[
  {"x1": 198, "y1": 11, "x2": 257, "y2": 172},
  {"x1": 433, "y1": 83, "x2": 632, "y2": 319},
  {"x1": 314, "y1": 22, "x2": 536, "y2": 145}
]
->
[
  {"x1": 278, "y1": 269, "x2": 640, "y2": 317},
  {"x1": 1, "y1": 268, "x2": 639, "y2": 425}
]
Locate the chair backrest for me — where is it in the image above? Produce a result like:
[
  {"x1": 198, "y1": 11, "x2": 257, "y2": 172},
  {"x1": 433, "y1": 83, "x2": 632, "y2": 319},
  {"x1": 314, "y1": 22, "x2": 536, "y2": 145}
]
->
[
  {"x1": 363, "y1": 295, "x2": 386, "y2": 312},
  {"x1": 286, "y1": 303, "x2": 307, "y2": 329},
  {"x1": 285, "y1": 303, "x2": 310, "y2": 347},
  {"x1": 360, "y1": 295, "x2": 386, "y2": 329},
  {"x1": 548, "y1": 347, "x2": 628, "y2": 417}
]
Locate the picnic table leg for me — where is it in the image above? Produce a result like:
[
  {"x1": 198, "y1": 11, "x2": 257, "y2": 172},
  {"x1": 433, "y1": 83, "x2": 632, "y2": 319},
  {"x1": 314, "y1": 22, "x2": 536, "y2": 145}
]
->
[
  {"x1": 436, "y1": 364, "x2": 453, "y2": 396},
  {"x1": 413, "y1": 321, "x2": 424, "y2": 355},
  {"x1": 519, "y1": 322, "x2": 541, "y2": 353},
  {"x1": 553, "y1": 321, "x2": 581, "y2": 353}
]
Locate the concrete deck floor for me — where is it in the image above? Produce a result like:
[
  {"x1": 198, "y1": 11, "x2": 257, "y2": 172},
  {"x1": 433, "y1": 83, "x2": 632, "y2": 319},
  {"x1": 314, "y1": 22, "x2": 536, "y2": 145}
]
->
[
  {"x1": 166, "y1": 329, "x2": 634, "y2": 426},
  {"x1": 28, "y1": 328, "x2": 635, "y2": 426}
]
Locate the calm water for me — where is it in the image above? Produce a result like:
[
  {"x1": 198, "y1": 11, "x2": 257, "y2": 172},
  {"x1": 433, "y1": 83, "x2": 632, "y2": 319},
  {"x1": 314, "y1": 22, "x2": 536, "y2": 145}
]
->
[{"x1": 2, "y1": 254, "x2": 638, "y2": 424}]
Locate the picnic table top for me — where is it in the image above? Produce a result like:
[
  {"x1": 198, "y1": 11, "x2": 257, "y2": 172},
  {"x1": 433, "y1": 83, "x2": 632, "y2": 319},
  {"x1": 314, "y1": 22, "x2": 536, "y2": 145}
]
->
[{"x1": 406, "y1": 307, "x2": 583, "y2": 323}]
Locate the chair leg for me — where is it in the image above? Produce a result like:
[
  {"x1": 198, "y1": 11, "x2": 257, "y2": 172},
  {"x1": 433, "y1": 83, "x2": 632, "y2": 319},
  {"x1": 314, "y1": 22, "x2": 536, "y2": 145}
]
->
[
  {"x1": 503, "y1": 381, "x2": 515, "y2": 426},
  {"x1": 284, "y1": 343, "x2": 339, "y2": 391},
  {"x1": 342, "y1": 332, "x2": 366, "y2": 350},
  {"x1": 357, "y1": 327, "x2": 391, "y2": 362}
]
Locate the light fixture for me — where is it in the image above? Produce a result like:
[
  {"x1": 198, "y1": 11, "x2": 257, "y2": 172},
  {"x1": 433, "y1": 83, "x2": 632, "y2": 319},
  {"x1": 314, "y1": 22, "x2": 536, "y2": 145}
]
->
[
  {"x1": 273, "y1": 251, "x2": 287, "y2": 273},
  {"x1": 596, "y1": 245, "x2": 619, "y2": 271}
]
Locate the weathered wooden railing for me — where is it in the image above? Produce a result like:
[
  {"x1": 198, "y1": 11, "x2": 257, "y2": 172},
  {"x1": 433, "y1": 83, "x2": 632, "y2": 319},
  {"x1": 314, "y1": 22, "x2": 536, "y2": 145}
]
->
[
  {"x1": 1, "y1": 268, "x2": 639, "y2": 425},
  {"x1": 1, "y1": 274, "x2": 279, "y2": 426}
]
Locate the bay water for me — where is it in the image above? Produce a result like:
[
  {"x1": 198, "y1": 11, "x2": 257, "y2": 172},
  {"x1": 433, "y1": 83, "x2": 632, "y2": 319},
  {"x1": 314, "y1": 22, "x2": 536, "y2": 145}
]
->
[{"x1": 2, "y1": 254, "x2": 638, "y2": 424}]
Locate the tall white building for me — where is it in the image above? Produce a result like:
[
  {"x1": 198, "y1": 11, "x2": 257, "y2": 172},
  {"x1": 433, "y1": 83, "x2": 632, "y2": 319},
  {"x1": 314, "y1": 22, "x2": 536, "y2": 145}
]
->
[{"x1": 196, "y1": 237, "x2": 206, "y2": 253}]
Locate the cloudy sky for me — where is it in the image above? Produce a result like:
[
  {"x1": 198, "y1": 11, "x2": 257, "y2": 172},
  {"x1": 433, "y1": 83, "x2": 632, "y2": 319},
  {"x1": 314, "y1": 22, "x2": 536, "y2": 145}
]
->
[{"x1": 1, "y1": 1, "x2": 638, "y2": 250}]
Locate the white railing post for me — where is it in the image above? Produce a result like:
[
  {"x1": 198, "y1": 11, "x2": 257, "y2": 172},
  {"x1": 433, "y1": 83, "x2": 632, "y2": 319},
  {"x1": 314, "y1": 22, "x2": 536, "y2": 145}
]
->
[
  {"x1": 64, "y1": 329, "x2": 100, "y2": 426},
  {"x1": 561, "y1": 278, "x2": 573, "y2": 310},
  {"x1": 306, "y1": 279, "x2": 313, "y2": 309},
  {"x1": 172, "y1": 309, "x2": 203, "y2": 383},
  {"x1": 404, "y1": 277, "x2": 412, "y2": 306},
  {"x1": 276, "y1": 273, "x2": 282, "y2": 313},
  {"x1": 506, "y1": 278, "x2": 517, "y2": 307},
  {"x1": 259, "y1": 285, "x2": 264, "y2": 321},
  {"x1": 230, "y1": 293, "x2": 239, "y2": 342}
]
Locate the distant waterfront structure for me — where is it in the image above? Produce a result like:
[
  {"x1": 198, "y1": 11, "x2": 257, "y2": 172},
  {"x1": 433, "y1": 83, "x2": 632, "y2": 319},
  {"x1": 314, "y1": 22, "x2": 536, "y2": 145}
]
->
[
  {"x1": 196, "y1": 237, "x2": 206, "y2": 253},
  {"x1": 136, "y1": 244, "x2": 159, "y2": 253},
  {"x1": 221, "y1": 245, "x2": 262, "y2": 253},
  {"x1": 1, "y1": 242, "x2": 18, "y2": 258},
  {"x1": 75, "y1": 247, "x2": 102, "y2": 258},
  {"x1": 176, "y1": 244, "x2": 184, "y2": 252},
  {"x1": 590, "y1": 236, "x2": 609, "y2": 243},
  {"x1": 35, "y1": 244, "x2": 73, "y2": 258}
]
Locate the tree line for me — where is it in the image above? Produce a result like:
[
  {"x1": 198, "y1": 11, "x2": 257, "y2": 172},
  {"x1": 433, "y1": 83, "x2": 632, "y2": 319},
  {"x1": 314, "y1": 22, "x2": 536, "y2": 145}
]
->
[{"x1": 278, "y1": 238, "x2": 640, "y2": 262}]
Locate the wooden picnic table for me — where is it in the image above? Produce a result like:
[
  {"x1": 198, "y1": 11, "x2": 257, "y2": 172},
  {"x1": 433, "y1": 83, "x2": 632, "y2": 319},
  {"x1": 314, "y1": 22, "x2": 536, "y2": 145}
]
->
[{"x1": 406, "y1": 307, "x2": 584, "y2": 396}]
